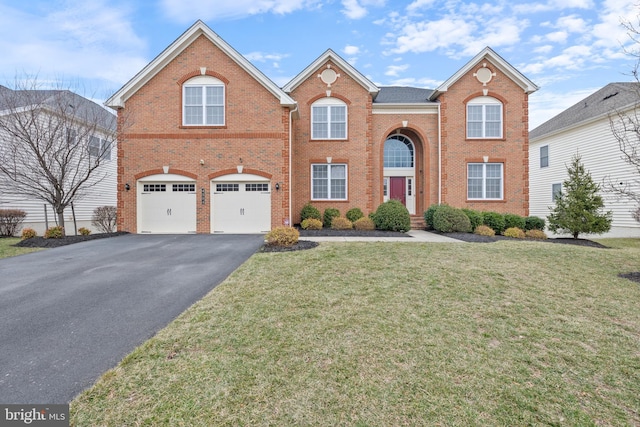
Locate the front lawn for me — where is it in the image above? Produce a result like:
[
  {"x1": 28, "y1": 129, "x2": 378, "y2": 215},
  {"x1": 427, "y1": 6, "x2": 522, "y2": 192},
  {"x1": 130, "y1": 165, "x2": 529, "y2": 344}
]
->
[
  {"x1": 0, "y1": 237, "x2": 43, "y2": 259},
  {"x1": 71, "y1": 240, "x2": 640, "y2": 426}
]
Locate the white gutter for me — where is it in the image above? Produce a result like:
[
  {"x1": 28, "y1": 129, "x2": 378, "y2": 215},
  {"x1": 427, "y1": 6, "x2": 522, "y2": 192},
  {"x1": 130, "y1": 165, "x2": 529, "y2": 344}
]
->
[
  {"x1": 438, "y1": 102, "x2": 442, "y2": 205},
  {"x1": 288, "y1": 104, "x2": 298, "y2": 225}
]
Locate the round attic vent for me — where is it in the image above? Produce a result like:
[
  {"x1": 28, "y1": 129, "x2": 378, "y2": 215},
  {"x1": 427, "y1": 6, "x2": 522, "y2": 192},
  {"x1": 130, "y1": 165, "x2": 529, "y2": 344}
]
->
[
  {"x1": 320, "y1": 68, "x2": 338, "y2": 85},
  {"x1": 475, "y1": 67, "x2": 493, "y2": 85}
]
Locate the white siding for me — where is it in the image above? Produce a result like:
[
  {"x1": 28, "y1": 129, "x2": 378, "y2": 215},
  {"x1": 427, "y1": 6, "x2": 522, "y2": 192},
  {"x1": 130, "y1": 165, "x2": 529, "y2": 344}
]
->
[
  {"x1": 529, "y1": 115, "x2": 640, "y2": 238},
  {"x1": 0, "y1": 136, "x2": 117, "y2": 235}
]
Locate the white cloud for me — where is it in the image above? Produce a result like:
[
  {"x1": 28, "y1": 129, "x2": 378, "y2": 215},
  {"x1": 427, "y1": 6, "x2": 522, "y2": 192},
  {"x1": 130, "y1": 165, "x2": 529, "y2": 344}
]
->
[
  {"x1": 0, "y1": 1, "x2": 148, "y2": 87},
  {"x1": 521, "y1": 45, "x2": 594, "y2": 75},
  {"x1": 343, "y1": 45, "x2": 361, "y2": 55},
  {"x1": 385, "y1": 64, "x2": 409, "y2": 76},
  {"x1": 341, "y1": 0, "x2": 385, "y2": 19},
  {"x1": 406, "y1": 0, "x2": 436, "y2": 13},
  {"x1": 513, "y1": 0, "x2": 594, "y2": 13},
  {"x1": 529, "y1": 86, "x2": 599, "y2": 129},
  {"x1": 161, "y1": 0, "x2": 322, "y2": 22}
]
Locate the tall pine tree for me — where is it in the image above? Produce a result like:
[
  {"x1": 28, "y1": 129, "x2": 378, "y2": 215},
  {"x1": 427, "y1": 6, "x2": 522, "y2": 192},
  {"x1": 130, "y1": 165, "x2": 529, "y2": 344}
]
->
[{"x1": 548, "y1": 154, "x2": 613, "y2": 239}]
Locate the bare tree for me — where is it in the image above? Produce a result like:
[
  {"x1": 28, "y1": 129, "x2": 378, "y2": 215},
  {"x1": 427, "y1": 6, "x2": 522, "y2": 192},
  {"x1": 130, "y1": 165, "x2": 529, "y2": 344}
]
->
[
  {"x1": 0, "y1": 78, "x2": 117, "y2": 235},
  {"x1": 607, "y1": 15, "x2": 640, "y2": 218}
]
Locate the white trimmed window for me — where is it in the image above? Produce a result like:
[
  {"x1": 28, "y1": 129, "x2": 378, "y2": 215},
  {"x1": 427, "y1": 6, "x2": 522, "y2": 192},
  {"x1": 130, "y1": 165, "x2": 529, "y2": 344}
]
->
[
  {"x1": 467, "y1": 163, "x2": 503, "y2": 200},
  {"x1": 467, "y1": 96, "x2": 503, "y2": 138},
  {"x1": 312, "y1": 164, "x2": 347, "y2": 200},
  {"x1": 183, "y1": 76, "x2": 225, "y2": 126},
  {"x1": 552, "y1": 183, "x2": 562, "y2": 201},
  {"x1": 540, "y1": 145, "x2": 549, "y2": 168},
  {"x1": 89, "y1": 136, "x2": 111, "y2": 161},
  {"x1": 311, "y1": 98, "x2": 347, "y2": 139}
]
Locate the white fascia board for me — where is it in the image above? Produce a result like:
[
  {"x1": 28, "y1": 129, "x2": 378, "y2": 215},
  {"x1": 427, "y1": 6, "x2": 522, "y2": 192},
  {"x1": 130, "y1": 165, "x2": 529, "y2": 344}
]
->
[
  {"x1": 431, "y1": 47, "x2": 539, "y2": 99},
  {"x1": 106, "y1": 21, "x2": 296, "y2": 109},
  {"x1": 283, "y1": 49, "x2": 379, "y2": 95},
  {"x1": 372, "y1": 103, "x2": 439, "y2": 114}
]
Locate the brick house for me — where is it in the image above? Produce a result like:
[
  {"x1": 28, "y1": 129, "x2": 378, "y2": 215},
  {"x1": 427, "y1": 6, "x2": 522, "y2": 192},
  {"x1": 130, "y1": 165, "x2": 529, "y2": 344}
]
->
[{"x1": 106, "y1": 20, "x2": 538, "y2": 234}]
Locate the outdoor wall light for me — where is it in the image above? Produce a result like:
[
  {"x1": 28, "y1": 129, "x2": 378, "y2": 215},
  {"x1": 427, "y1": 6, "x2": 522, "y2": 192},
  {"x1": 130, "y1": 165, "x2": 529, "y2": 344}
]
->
[
  {"x1": 275, "y1": 183, "x2": 280, "y2": 191},
  {"x1": 125, "y1": 183, "x2": 130, "y2": 191}
]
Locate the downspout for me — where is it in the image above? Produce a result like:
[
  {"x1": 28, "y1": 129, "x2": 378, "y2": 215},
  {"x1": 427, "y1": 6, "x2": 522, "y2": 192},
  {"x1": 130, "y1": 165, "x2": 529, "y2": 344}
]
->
[
  {"x1": 288, "y1": 103, "x2": 298, "y2": 225},
  {"x1": 438, "y1": 102, "x2": 442, "y2": 205}
]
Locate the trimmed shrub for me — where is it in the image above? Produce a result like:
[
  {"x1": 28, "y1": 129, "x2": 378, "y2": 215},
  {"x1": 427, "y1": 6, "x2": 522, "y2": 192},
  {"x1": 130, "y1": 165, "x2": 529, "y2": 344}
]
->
[
  {"x1": 504, "y1": 213, "x2": 526, "y2": 230},
  {"x1": 331, "y1": 217, "x2": 353, "y2": 230},
  {"x1": 78, "y1": 227, "x2": 91, "y2": 236},
  {"x1": 353, "y1": 217, "x2": 375, "y2": 230},
  {"x1": 265, "y1": 227, "x2": 299, "y2": 247},
  {"x1": 300, "y1": 202, "x2": 322, "y2": 222},
  {"x1": 346, "y1": 207, "x2": 364, "y2": 223},
  {"x1": 0, "y1": 209, "x2": 27, "y2": 237},
  {"x1": 44, "y1": 226, "x2": 64, "y2": 239},
  {"x1": 301, "y1": 218, "x2": 323, "y2": 230},
  {"x1": 92, "y1": 206, "x2": 117, "y2": 233},
  {"x1": 323, "y1": 208, "x2": 340, "y2": 229},
  {"x1": 21, "y1": 228, "x2": 37, "y2": 240},
  {"x1": 423, "y1": 204, "x2": 440, "y2": 230},
  {"x1": 432, "y1": 205, "x2": 472, "y2": 233},
  {"x1": 503, "y1": 227, "x2": 526, "y2": 239},
  {"x1": 474, "y1": 225, "x2": 495, "y2": 236},
  {"x1": 372, "y1": 200, "x2": 411, "y2": 232},
  {"x1": 525, "y1": 229, "x2": 548, "y2": 240},
  {"x1": 482, "y1": 211, "x2": 506, "y2": 234},
  {"x1": 462, "y1": 208, "x2": 483, "y2": 230},
  {"x1": 525, "y1": 216, "x2": 546, "y2": 231}
]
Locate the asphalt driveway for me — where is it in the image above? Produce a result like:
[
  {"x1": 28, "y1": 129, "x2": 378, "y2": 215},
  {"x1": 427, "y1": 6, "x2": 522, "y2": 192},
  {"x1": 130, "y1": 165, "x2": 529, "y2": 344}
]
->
[{"x1": 0, "y1": 234, "x2": 264, "y2": 404}]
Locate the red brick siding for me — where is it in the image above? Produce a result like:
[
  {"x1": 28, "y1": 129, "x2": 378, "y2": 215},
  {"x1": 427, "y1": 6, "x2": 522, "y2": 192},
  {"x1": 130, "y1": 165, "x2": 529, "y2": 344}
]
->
[{"x1": 117, "y1": 35, "x2": 289, "y2": 233}]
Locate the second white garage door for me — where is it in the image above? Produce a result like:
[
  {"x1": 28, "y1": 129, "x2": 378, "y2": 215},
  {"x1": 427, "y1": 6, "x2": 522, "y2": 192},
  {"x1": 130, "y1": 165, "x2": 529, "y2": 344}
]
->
[{"x1": 211, "y1": 176, "x2": 271, "y2": 233}]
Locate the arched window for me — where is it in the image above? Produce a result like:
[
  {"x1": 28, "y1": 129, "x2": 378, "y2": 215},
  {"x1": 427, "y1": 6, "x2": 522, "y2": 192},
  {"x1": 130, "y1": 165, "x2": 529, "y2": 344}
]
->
[
  {"x1": 467, "y1": 96, "x2": 502, "y2": 138},
  {"x1": 311, "y1": 97, "x2": 347, "y2": 139},
  {"x1": 384, "y1": 135, "x2": 414, "y2": 168},
  {"x1": 183, "y1": 76, "x2": 225, "y2": 126}
]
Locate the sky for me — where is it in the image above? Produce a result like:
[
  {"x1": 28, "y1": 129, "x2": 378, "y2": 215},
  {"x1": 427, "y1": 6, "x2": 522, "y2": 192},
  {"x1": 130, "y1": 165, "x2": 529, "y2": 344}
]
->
[{"x1": 0, "y1": 0, "x2": 638, "y2": 130}]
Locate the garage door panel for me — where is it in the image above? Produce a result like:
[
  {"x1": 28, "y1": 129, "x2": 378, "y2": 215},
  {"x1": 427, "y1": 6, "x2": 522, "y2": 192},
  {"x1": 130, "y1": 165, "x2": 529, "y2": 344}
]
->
[
  {"x1": 212, "y1": 181, "x2": 271, "y2": 234},
  {"x1": 138, "y1": 182, "x2": 196, "y2": 234}
]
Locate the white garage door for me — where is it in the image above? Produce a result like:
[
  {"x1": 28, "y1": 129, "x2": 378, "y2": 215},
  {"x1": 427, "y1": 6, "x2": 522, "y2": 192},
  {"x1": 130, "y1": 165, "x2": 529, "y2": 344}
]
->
[
  {"x1": 138, "y1": 179, "x2": 197, "y2": 234},
  {"x1": 212, "y1": 178, "x2": 271, "y2": 233}
]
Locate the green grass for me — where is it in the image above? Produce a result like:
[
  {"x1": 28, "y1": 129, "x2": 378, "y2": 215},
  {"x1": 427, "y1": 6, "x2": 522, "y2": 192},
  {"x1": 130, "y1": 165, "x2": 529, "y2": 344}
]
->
[
  {"x1": 71, "y1": 241, "x2": 640, "y2": 426},
  {"x1": 0, "y1": 237, "x2": 43, "y2": 259}
]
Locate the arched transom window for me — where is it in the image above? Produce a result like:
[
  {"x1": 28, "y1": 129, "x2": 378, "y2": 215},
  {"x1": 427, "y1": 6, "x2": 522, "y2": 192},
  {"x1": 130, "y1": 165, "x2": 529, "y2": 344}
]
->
[
  {"x1": 183, "y1": 75, "x2": 225, "y2": 126},
  {"x1": 384, "y1": 135, "x2": 414, "y2": 168},
  {"x1": 467, "y1": 96, "x2": 502, "y2": 138}
]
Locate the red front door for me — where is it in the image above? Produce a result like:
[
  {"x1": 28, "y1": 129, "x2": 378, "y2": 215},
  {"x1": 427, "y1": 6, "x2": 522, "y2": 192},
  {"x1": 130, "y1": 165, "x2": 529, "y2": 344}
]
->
[{"x1": 390, "y1": 177, "x2": 406, "y2": 206}]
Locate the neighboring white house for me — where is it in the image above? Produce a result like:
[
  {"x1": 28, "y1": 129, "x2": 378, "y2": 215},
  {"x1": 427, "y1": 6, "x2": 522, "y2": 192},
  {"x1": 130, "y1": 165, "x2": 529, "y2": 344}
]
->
[
  {"x1": 529, "y1": 82, "x2": 640, "y2": 238},
  {"x1": 0, "y1": 85, "x2": 117, "y2": 235}
]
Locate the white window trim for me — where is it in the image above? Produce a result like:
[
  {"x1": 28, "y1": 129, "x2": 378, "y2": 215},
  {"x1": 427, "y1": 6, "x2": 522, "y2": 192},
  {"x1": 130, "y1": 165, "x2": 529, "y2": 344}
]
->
[
  {"x1": 182, "y1": 76, "x2": 225, "y2": 127},
  {"x1": 89, "y1": 135, "x2": 112, "y2": 161},
  {"x1": 311, "y1": 163, "x2": 348, "y2": 200},
  {"x1": 311, "y1": 98, "x2": 348, "y2": 140},
  {"x1": 552, "y1": 183, "x2": 562, "y2": 202},
  {"x1": 467, "y1": 163, "x2": 504, "y2": 200},
  {"x1": 540, "y1": 145, "x2": 549, "y2": 168},
  {"x1": 467, "y1": 96, "x2": 503, "y2": 139}
]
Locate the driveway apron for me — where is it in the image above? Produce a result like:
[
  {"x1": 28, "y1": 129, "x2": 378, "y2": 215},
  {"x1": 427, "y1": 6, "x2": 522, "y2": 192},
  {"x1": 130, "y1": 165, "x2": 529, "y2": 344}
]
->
[{"x1": 0, "y1": 234, "x2": 264, "y2": 404}]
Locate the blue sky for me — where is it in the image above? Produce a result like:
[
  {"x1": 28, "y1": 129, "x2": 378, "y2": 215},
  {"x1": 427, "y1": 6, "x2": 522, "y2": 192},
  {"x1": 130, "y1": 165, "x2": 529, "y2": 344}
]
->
[{"x1": 0, "y1": 0, "x2": 637, "y2": 129}]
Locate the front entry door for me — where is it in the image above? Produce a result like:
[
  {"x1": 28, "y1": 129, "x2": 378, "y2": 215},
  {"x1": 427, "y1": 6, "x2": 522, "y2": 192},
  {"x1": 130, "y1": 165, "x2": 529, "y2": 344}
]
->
[{"x1": 390, "y1": 177, "x2": 406, "y2": 206}]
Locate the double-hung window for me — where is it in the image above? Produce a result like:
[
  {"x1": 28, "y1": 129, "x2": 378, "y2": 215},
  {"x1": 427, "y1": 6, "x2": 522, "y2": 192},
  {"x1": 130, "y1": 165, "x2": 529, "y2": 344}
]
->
[
  {"x1": 183, "y1": 76, "x2": 225, "y2": 126},
  {"x1": 311, "y1": 98, "x2": 347, "y2": 139},
  {"x1": 89, "y1": 136, "x2": 111, "y2": 161},
  {"x1": 540, "y1": 145, "x2": 549, "y2": 168},
  {"x1": 467, "y1": 163, "x2": 503, "y2": 200},
  {"x1": 312, "y1": 164, "x2": 347, "y2": 200},
  {"x1": 467, "y1": 97, "x2": 502, "y2": 138}
]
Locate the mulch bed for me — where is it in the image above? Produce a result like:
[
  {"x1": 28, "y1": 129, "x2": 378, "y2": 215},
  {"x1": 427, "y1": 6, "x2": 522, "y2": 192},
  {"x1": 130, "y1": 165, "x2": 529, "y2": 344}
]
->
[
  {"x1": 619, "y1": 272, "x2": 640, "y2": 284},
  {"x1": 14, "y1": 232, "x2": 129, "y2": 248},
  {"x1": 441, "y1": 232, "x2": 610, "y2": 249}
]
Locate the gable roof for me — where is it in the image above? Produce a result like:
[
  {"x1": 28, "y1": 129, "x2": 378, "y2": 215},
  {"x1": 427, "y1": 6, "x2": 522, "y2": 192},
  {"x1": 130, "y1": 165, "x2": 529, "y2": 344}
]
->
[
  {"x1": 282, "y1": 49, "x2": 379, "y2": 95},
  {"x1": 374, "y1": 87, "x2": 436, "y2": 104},
  {"x1": 106, "y1": 20, "x2": 296, "y2": 109},
  {"x1": 530, "y1": 82, "x2": 640, "y2": 140},
  {"x1": 430, "y1": 47, "x2": 538, "y2": 100},
  {"x1": 0, "y1": 85, "x2": 116, "y2": 132}
]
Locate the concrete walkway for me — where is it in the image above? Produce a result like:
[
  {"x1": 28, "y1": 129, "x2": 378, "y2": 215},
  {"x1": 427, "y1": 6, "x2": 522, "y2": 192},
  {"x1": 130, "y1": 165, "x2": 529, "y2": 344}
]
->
[{"x1": 301, "y1": 230, "x2": 464, "y2": 242}]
